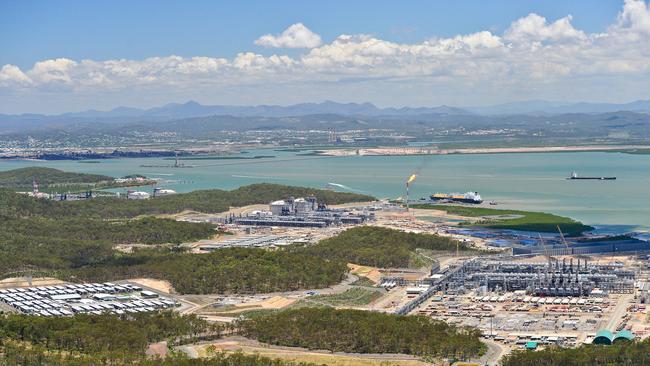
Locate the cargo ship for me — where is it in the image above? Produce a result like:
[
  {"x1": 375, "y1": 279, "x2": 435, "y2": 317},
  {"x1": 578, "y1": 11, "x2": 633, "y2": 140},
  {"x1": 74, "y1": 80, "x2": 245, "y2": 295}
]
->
[
  {"x1": 430, "y1": 191, "x2": 483, "y2": 204},
  {"x1": 568, "y1": 171, "x2": 616, "y2": 180}
]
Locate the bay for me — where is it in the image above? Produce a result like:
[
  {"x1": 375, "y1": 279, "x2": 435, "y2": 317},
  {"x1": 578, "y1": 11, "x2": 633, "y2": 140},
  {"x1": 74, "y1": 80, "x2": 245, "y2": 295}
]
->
[{"x1": 1, "y1": 150, "x2": 648, "y2": 232}]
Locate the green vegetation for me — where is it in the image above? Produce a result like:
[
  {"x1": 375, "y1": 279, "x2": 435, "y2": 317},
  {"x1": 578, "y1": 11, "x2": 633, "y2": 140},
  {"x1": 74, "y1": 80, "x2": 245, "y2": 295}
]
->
[
  {"x1": 501, "y1": 339, "x2": 650, "y2": 366},
  {"x1": 2, "y1": 216, "x2": 215, "y2": 245},
  {"x1": 0, "y1": 183, "x2": 371, "y2": 294},
  {"x1": 0, "y1": 311, "x2": 221, "y2": 364},
  {"x1": 350, "y1": 276, "x2": 376, "y2": 287},
  {"x1": 300, "y1": 288, "x2": 382, "y2": 307},
  {"x1": 410, "y1": 249, "x2": 443, "y2": 268},
  {"x1": 239, "y1": 307, "x2": 484, "y2": 362},
  {"x1": 0, "y1": 184, "x2": 370, "y2": 294},
  {"x1": 0, "y1": 167, "x2": 156, "y2": 192},
  {"x1": 2, "y1": 348, "x2": 319, "y2": 366},
  {"x1": 412, "y1": 204, "x2": 593, "y2": 235},
  {"x1": 1, "y1": 183, "x2": 373, "y2": 218},
  {"x1": 0, "y1": 167, "x2": 112, "y2": 188},
  {"x1": 67, "y1": 247, "x2": 347, "y2": 294},
  {"x1": 304, "y1": 226, "x2": 473, "y2": 268}
]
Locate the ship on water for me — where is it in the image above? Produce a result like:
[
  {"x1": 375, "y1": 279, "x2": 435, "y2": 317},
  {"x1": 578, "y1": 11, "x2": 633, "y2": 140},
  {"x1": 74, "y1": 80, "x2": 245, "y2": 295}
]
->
[
  {"x1": 568, "y1": 171, "x2": 616, "y2": 180},
  {"x1": 430, "y1": 191, "x2": 483, "y2": 204}
]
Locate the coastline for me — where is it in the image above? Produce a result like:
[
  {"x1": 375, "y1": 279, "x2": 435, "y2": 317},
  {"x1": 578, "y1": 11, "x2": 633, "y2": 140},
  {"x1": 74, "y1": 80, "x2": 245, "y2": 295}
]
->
[{"x1": 315, "y1": 144, "x2": 650, "y2": 157}]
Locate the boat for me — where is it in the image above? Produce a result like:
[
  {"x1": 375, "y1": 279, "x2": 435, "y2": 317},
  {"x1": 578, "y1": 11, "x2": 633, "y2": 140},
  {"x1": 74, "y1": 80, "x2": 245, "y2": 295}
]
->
[
  {"x1": 568, "y1": 171, "x2": 616, "y2": 180},
  {"x1": 430, "y1": 191, "x2": 483, "y2": 204}
]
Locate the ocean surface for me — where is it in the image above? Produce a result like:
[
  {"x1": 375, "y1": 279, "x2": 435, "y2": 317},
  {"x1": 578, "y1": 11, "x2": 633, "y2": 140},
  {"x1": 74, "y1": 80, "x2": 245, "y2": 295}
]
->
[{"x1": 2, "y1": 150, "x2": 649, "y2": 233}]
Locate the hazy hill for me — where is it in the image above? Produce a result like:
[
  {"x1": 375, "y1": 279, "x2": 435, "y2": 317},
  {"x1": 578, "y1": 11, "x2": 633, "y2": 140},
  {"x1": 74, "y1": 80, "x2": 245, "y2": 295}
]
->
[
  {"x1": 0, "y1": 100, "x2": 471, "y2": 133},
  {"x1": 468, "y1": 100, "x2": 650, "y2": 115}
]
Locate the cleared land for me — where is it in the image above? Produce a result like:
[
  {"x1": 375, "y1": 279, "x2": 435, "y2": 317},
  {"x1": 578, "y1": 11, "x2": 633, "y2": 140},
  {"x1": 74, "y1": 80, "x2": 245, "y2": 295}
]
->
[
  {"x1": 0, "y1": 277, "x2": 65, "y2": 289},
  {"x1": 127, "y1": 278, "x2": 174, "y2": 294},
  {"x1": 347, "y1": 263, "x2": 381, "y2": 283},
  {"x1": 299, "y1": 288, "x2": 383, "y2": 307},
  {"x1": 193, "y1": 337, "x2": 430, "y2": 366}
]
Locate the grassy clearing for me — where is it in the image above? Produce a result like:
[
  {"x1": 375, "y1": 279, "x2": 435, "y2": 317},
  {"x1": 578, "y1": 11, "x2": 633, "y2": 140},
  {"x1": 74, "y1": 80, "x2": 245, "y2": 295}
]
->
[
  {"x1": 412, "y1": 204, "x2": 593, "y2": 236},
  {"x1": 300, "y1": 288, "x2": 383, "y2": 307},
  {"x1": 409, "y1": 249, "x2": 442, "y2": 269},
  {"x1": 351, "y1": 276, "x2": 376, "y2": 287}
]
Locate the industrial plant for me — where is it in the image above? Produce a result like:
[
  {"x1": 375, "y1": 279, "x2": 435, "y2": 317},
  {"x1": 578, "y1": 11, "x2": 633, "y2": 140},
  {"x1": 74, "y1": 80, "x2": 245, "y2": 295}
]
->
[{"x1": 229, "y1": 196, "x2": 374, "y2": 228}]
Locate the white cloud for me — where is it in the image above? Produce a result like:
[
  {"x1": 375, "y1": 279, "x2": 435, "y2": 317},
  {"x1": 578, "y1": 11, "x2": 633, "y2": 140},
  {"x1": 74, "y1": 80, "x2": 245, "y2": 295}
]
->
[
  {"x1": 255, "y1": 23, "x2": 322, "y2": 48},
  {"x1": 0, "y1": 64, "x2": 32, "y2": 86},
  {"x1": 505, "y1": 13, "x2": 586, "y2": 42},
  {"x1": 2, "y1": 1, "x2": 650, "y2": 113},
  {"x1": 28, "y1": 58, "x2": 77, "y2": 85},
  {"x1": 610, "y1": 0, "x2": 650, "y2": 35}
]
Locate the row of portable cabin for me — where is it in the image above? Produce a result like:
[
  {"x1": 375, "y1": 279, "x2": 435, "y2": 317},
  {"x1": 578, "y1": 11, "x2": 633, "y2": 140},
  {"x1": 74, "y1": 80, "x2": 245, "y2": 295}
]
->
[
  {"x1": 0, "y1": 282, "x2": 142, "y2": 299},
  {"x1": 68, "y1": 298, "x2": 178, "y2": 316}
]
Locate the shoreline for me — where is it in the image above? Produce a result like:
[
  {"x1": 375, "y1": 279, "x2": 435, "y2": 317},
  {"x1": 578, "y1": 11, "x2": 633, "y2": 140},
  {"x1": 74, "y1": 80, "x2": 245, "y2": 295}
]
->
[
  {"x1": 315, "y1": 144, "x2": 650, "y2": 157},
  {"x1": 2, "y1": 144, "x2": 650, "y2": 161}
]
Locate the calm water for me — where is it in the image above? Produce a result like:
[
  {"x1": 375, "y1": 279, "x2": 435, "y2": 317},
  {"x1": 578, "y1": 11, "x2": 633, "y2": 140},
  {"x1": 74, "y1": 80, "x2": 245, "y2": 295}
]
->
[{"x1": 2, "y1": 150, "x2": 649, "y2": 232}]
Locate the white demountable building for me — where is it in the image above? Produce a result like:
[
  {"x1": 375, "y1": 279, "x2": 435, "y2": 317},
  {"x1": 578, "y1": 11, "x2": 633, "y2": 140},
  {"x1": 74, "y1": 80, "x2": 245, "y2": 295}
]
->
[{"x1": 127, "y1": 191, "x2": 150, "y2": 200}]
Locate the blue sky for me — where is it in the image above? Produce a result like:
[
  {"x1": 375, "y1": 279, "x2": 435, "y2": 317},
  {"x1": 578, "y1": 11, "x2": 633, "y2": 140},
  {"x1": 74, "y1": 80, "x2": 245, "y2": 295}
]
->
[
  {"x1": 1, "y1": 0, "x2": 648, "y2": 114},
  {"x1": 1, "y1": 0, "x2": 622, "y2": 68}
]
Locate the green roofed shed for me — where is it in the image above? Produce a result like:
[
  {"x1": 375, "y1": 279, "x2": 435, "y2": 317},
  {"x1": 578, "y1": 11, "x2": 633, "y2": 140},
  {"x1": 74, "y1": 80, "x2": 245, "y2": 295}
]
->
[
  {"x1": 613, "y1": 330, "x2": 635, "y2": 343},
  {"x1": 525, "y1": 341, "x2": 538, "y2": 350},
  {"x1": 593, "y1": 329, "x2": 614, "y2": 345}
]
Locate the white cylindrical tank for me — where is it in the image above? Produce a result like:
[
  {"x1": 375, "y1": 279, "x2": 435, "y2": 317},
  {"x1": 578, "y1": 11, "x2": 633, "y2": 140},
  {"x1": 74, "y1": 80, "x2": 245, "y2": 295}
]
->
[
  {"x1": 270, "y1": 200, "x2": 288, "y2": 216},
  {"x1": 293, "y1": 198, "x2": 310, "y2": 214}
]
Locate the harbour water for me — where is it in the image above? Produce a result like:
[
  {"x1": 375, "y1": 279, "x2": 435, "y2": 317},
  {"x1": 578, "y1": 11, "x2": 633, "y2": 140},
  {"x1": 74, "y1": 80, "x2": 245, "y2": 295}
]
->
[{"x1": 1, "y1": 150, "x2": 649, "y2": 233}]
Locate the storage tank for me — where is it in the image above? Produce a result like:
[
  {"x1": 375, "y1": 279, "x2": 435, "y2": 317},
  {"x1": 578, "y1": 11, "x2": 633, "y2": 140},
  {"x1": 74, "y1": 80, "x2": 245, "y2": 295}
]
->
[
  {"x1": 270, "y1": 200, "x2": 289, "y2": 216},
  {"x1": 293, "y1": 198, "x2": 310, "y2": 214}
]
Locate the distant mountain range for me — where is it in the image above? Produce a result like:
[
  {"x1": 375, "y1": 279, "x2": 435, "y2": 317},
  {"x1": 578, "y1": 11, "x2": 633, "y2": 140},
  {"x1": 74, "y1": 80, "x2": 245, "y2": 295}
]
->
[
  {"x1": 1, "y1": 99, "x2": 649, "y2": 134},
  {"x1": 467, "y1": 99, "x2": 650, "y2": 115}
]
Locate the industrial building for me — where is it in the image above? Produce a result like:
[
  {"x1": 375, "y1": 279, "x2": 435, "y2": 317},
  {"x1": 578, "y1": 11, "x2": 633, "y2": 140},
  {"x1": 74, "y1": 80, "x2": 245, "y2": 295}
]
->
[
  {"x1": 230, "y1": 196, "x2": 373, "y2": 228},
  {"x1": 269, "y1": 196, "x2": 320, "y2": 216},
  {"x1": 126, "y1": 190, "x2": 150, "y2": 199},
  {"x1": 593, "y1": 329, "x2": 635, "y2": 345},
  {"x1": 442, "y1": 257, "x2": 635, "y2": 295},
  {"x1": 395, "y1": 256, "x2": 636, "y2": 315}
]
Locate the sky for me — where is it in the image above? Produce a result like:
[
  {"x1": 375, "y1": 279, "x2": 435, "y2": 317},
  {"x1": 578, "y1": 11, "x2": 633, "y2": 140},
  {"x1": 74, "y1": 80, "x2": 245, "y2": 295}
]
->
[{"x1": 1, "y1": 0, "x2": 649, "y2": 114}]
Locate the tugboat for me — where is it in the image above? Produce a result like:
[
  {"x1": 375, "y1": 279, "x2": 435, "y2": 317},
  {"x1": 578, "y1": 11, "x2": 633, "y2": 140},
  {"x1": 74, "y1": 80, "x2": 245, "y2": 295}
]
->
[{"x1": 568, "y1": 171, "x2": 616, "y2": 180}]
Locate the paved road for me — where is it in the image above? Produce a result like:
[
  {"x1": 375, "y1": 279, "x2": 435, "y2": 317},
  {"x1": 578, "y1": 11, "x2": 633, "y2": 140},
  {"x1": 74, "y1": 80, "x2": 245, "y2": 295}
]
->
[
  {"x1": 605, "y1": 293, "x2": 633, "y2": 331},
  {"x1": 456, "y1": 339, "x2": 506, "y2": 366}
]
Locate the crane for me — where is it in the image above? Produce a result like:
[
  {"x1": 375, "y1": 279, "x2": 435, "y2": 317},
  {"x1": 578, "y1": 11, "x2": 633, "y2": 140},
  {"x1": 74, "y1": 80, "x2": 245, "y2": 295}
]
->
[
  {"x1": 538, "y1": 233, "x2": 555, "y2": 267},
  {"x1": 557, "y1": 225, "x2": 570, "y2": 250}
]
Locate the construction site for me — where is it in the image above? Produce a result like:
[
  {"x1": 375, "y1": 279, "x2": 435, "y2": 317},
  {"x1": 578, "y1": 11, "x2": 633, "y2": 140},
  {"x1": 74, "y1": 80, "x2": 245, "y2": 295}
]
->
[{"x1": 377, "y1": 248, "x2": 650, "y2": 353}]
